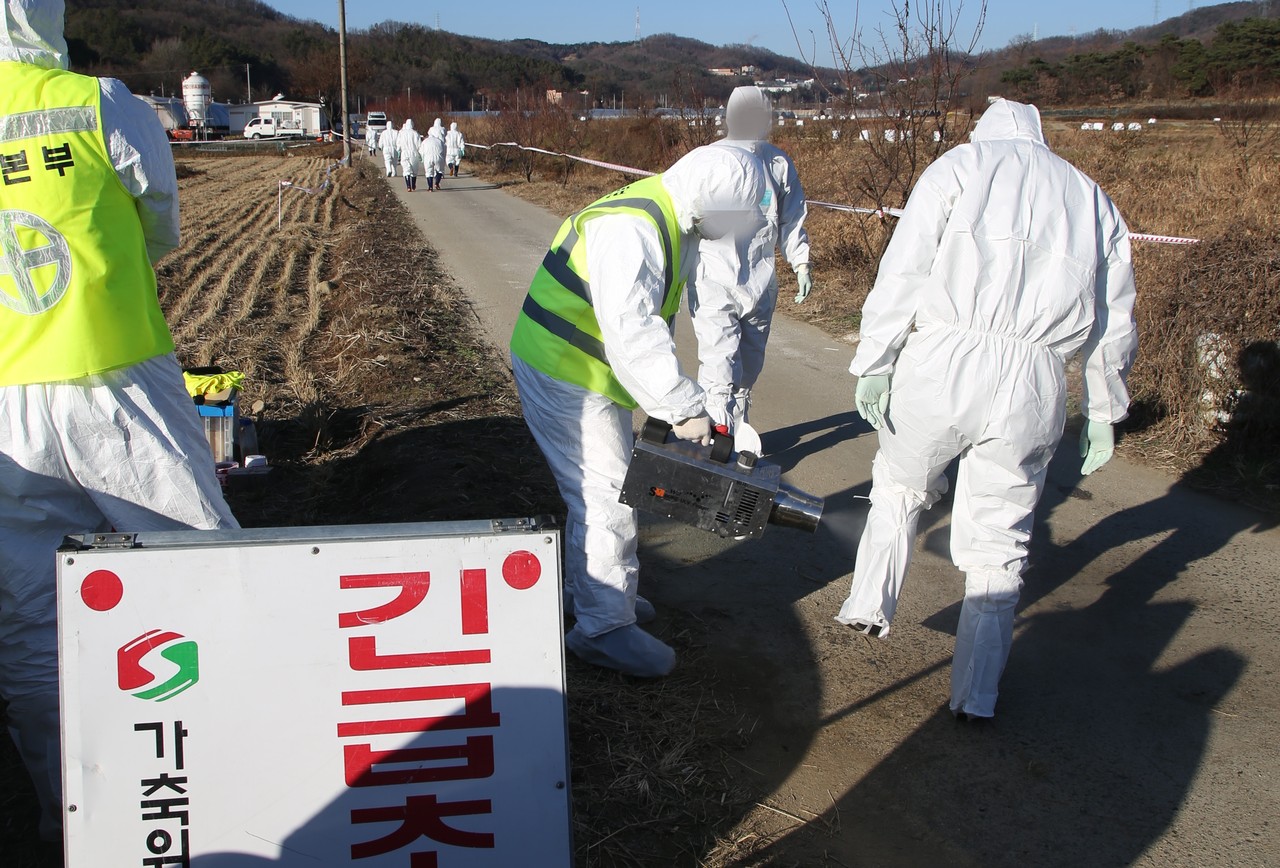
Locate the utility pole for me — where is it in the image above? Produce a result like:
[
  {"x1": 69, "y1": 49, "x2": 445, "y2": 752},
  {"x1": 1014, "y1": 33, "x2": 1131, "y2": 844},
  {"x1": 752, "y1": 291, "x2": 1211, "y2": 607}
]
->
[
  {"x1": 338, "y1": 0, "x2": 351, "y2": 161},
  {"x1": 245, "y1": 63, "x2": 251, "y2": 103}
]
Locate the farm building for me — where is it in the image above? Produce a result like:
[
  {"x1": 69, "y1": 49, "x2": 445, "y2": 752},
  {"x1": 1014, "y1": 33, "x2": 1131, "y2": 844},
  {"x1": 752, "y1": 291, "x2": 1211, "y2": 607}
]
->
[
  {"x1": 227, "y1": 98, "x2": 329, "y2": 136},
  {"x1": 134, "y1": 94, "x2": 188, "y2": 133}
]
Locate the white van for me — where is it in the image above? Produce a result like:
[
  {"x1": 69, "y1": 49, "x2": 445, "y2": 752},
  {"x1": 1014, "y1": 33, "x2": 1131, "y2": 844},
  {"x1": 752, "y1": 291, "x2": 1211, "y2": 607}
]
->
[{"x1": 244, "y1": 117, "x2": 307, "y2": 139}]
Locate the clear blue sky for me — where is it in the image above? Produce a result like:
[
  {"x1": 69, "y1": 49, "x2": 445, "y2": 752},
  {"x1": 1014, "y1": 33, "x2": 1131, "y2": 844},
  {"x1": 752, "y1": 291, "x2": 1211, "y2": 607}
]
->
[{"x1": 264, "y1": 0, "x2": 1189, "y2": 60}]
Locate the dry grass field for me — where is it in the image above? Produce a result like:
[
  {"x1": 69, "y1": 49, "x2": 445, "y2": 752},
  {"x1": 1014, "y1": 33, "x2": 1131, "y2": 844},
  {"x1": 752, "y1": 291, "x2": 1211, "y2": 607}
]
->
[{"x1": 465, "y1": 113, "x2": 1280, "y2": 509}]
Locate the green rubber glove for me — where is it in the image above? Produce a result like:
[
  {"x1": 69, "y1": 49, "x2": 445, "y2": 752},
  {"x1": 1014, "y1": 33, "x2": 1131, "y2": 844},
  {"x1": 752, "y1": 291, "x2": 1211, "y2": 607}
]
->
[
  {"x1": 1079, "y1": 420, "x2": 1115, "y2": 476},
  {"x1": 855, "y1": 374, "x2": 891, "y2": 431},
  {"x1": 794, "y1": 264, "x2": 814, "y2": 304}
]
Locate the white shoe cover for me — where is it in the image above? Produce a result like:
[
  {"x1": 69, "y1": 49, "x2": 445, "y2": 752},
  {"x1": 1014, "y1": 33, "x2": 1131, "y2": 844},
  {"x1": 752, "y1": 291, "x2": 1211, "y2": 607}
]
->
[{"x1": 565, "y1": 623, "x2": 675, "y2": 678}]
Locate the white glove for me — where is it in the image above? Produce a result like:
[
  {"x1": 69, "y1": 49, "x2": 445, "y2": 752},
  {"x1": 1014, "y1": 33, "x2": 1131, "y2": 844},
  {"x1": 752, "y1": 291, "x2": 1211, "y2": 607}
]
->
[
  {"x1": 672, "y1": 413, "x2": 714, "y2": 446},
  {"x1": 794, "y1": 264, "x2": 814, "y2": 304},
  {"x1": 854, "y1": 374, "x2": 891, "y2": 431},
  {"x1": 1079, "y1": 420, "x2": 1116, "y2": 476}
]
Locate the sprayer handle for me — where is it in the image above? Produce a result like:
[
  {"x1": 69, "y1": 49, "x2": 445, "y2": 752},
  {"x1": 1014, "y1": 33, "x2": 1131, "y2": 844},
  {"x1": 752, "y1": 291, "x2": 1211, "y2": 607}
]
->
[{"x1": 639, "y1": 416, "x2": 733, "y2": 463}]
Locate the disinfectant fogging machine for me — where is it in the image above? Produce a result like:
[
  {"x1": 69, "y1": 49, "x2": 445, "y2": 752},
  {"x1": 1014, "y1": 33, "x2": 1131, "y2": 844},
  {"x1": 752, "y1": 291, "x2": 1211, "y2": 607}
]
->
[{"x1": 621, "y1": 417, "x2": 824, "y2": 540}]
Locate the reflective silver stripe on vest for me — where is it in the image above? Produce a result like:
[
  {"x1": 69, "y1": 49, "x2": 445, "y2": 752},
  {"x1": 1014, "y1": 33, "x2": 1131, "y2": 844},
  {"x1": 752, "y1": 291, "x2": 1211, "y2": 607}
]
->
[
  {"x1": 548, "y1": 197, "x2": 676, "y2": 306},
  {"x1": 0, "y1": 106, "x2": 99, "y2": 145},
  {"x1": 520, "y1": 295, "x2": 609, "y2": 366},
  {"x1": 540, "y1": 225, "x2": 589, "y2": 303}
]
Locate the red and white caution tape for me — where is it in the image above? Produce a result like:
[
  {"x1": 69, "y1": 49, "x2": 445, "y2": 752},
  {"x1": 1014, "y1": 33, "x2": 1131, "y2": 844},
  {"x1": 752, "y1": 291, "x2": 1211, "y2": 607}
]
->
[
  {"x1": 470, "y1": 141, "x2": 657, "y2": 177},
  {"x1": 806, "y1": 199, "x2": 905, "y2": 219},
  {"x1": 470, "y1": 142, "x2": 1199, "y2": 245},
  {"x1": 1127, "y1": 232, "x2": 1200, "y2": 245}
]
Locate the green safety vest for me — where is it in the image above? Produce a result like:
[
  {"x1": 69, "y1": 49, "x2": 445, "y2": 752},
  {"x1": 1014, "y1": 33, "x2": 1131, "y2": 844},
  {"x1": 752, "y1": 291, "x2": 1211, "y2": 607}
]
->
[
  {"x1": 510, "y1": 175, "x2": 683, "y2": 408},
  {"x1": 0, "y1": 61, "x2": 173, "y2": 386}
]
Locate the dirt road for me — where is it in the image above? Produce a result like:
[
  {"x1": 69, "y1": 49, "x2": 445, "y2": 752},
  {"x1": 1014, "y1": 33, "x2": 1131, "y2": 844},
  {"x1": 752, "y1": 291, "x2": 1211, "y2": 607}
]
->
[{"x1": 387, "y1": 164, "x2": 1280, "y2": 866}]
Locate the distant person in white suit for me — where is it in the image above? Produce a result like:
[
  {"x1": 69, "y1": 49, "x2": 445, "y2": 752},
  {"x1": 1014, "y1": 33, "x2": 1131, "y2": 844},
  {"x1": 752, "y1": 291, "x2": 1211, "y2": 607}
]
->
[
  {"x1": 446, "y1": 121, "x2": 466, "y2": 177},
  {"x1": 378, "y1": 122, "x2": 398, "y2": 177}
]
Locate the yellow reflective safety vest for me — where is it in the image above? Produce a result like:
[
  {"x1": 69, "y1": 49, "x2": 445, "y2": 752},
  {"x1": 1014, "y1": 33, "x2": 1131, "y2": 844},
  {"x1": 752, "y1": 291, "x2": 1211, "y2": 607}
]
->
[
  {"x1": 0, "y1": 61, "x2": 173, "y2": 386},
  {"x1": 510, "y1": 175, "x2": 683, "y2": 408}
]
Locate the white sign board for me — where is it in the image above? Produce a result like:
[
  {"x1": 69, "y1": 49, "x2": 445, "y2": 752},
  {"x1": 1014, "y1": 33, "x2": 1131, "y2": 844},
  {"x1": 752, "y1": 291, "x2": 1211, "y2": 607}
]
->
[{"x1": 56, "y1": 520, "x2": 571, "y2": 867}]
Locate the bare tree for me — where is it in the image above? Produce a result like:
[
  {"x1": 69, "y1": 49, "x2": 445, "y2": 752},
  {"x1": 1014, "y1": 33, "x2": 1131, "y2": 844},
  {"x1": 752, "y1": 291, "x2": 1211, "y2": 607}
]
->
[
  {"x1": 670, "y1": 67, "x2": 721, "y2": 156},
  {"x1": 1214, "y1": 75, "x2": 1280, "y2": 180},
  {"x1": 785, "y1": 0, "x2": 987, "y2": 213}
]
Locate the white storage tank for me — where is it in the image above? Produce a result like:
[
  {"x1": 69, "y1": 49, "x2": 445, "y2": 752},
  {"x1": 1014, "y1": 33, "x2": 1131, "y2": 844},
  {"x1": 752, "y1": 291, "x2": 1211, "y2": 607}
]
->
[{"x1": 182, "y1": 71, "x2": 211, "y2": 127}]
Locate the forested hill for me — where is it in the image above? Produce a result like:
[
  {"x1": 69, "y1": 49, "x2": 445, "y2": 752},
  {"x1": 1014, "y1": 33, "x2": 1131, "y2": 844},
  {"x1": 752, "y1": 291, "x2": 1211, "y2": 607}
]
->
[
  {"x1": 986, "y1": 4, "x2": 1280, "y2": 103},
  {"x1": 61, "y1": 0, "x2": 1280, "y2": 112},
  {"x1": 62, "y1": 0, "x2": 815, "y2": 111}
]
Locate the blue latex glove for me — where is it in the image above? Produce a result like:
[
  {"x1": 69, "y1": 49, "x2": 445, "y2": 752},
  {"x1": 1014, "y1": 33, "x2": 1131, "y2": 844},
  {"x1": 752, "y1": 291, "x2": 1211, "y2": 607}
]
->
[
  {"x1": 794, "y1": 264, "x2": 814, "y2": 304},
  {"x1": 855, "y1": 374, "x2": 891, "y2": 430},
  {"x1": 1079, "y1": 420, "x2": 1116, "y2": 476}
]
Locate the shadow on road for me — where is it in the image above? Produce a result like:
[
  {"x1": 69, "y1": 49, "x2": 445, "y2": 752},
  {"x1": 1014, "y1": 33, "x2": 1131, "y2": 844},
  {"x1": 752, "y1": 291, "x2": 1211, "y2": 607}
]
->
[{"x1": 725, "y1": 423, "x2": 1260, "y2": 866}]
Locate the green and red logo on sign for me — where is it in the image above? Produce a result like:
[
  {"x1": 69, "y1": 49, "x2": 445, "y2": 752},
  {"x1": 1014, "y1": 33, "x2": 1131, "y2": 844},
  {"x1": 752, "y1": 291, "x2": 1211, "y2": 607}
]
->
[
  {"x1": 117, "y1": 630, "x2": 200, "y2": 702},
  {"x1": 79, "y1": 568, "x2": 201, "y2": 702}
]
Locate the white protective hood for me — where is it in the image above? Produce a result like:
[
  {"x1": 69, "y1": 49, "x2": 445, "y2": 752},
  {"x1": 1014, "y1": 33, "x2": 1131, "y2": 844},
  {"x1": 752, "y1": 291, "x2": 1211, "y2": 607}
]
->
[
  {"x1": 661, "y1": 144, "x2": 766, "y2": 238},
  {"x1": 725, "y1": 85, "x2": 773, "y2": 142},
  {"x1": 2, "y1": 0, "x2": 67, "y2": 68},
  {"x1": 970, "y1": 98, "x2": 1046, "y2": 146}
]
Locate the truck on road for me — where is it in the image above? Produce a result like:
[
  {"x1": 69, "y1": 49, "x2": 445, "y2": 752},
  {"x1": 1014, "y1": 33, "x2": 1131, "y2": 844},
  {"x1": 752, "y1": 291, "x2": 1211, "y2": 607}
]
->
[{"x1": 243, "y1": 117, "x2": 308, "y2": 140}]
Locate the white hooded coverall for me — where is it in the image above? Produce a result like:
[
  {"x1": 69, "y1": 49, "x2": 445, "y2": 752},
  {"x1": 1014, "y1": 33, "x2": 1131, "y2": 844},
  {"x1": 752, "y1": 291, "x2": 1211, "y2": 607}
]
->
[
  {"x1": 836, "y1": 100, "x2": 1138, "y2": 718},
  {"x1": 0, "y1": 0, "x2": 239, "y2": 838},
  {"x1": 445, "y1": 122, "x2": 465, "y2": 169},
  {"x1": 421, "y1": 131, "x2": 445, "y2": 181},
  {"x1": 364, "y1": 122, "x2": 377, "y2": 154},
  {"x1": 396, "y1": 119, "x2": 421, "y2": 179},
  {"x1": 513, "y1": 147, "x2": 765, "y2": 649},
  {"x1": 379, "y1": 124, "x2": 398, "y2": 175},
  {"x1": 690, "y1": 86, "x2": 809, "y2": 429}
]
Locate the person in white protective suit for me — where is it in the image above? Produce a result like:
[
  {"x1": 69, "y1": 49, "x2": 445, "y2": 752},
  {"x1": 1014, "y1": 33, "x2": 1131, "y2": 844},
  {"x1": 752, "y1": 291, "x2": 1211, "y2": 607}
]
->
[
  {"x1": 510, "y1": 146, "x2": 766, "y2": 677},
  {"x1": 445, "y1": 121, "x2": 466, "y2": 177},
  {"x1": 689, "y1": 86, "x2": 811, "y2": 436},
  {"x1": 379, "y1": 121, "x2": 398, "y2": 177},
  {"x1": 427, "y1": 118, "x2": 446, "y2": 189},
  {"x1": 835, "y1": 99, "x2": 1138, "y2": 719},
  {"x1": 421, "y1": 125, "x2": 446, "y2": 192},
  {"x1": 0, "y1": 0, "x2": 239, "y2": 840},
  {"x1": 396, "y1": 118, "x2": 421, "y2": 191},
  {"x1": 364, "y1": 120, "x2": 378, "y2": 155}
]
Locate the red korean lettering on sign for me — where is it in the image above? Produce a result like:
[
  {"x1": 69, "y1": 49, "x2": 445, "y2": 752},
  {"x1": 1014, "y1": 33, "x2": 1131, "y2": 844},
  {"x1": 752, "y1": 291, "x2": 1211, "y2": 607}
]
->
[{"x1": 335, "y1": 551, "x2": 542, "y2": 865}]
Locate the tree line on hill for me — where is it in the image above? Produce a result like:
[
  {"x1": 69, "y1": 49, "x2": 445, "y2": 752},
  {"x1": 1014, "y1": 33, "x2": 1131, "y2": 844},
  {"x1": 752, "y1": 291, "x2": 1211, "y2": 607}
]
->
[
  {"x1": 997, "y1": 17, "x2": 1280, "y2": 103},
  {"x1": 61, "y1": 0, "x2": 815, "y2": 113},
  {"x1": 59, "y1": 0, "x2": 1280, "y2": 116}
]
